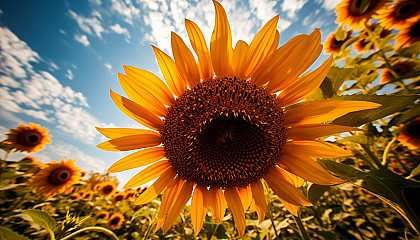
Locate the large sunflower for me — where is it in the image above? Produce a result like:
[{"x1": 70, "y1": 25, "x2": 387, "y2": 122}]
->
[
  {"x1": 28, "y1": 159, "x2": 82, "y2": 197},
  {"x1": 4, "y1": 123, "x2": 51, "y2": 153},
  {"x1": 335, "y1": 0, "x2": 390, "y2": 30},
  {"x1": 97, "y1": 1, "x2": 380, "y2": 236},
  {"x1": 379, "y1": 0, "x2": 420, "y2": 30}
]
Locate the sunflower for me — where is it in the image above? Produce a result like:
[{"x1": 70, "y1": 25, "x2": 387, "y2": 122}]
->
[
  {"x1": 107, "y1": 213, "x2": 124, "y2": 229},
  {"x1": 97, "y1": 1, "x2": 381, "y2": 236},
  {"x1": 96, "y1": 211, "x2": 110, "y2": 220},
  {"x1": 324, "y1": 30, "x2": 353, "y2": 54},
  {"x1": 98, "y1": 181, "x2": 117, "y2": 197},
  {"x1": 4, "y1": 123, "x2": 51, "y2": 153},
  {"x1": 353, "y1": 23, "x2": 391, "y2": 53},
  {"x1": 395, "y1": 16, "x2": 420, "y2": 47},
  {"x1": 380, "y1": 60, "x2": 417, "y2": 83},
  {"x1": 112, "y1": 191, "x2": 126, "y2": 203},
  {"x1": 398, "y1": 117, "x2": 420, "y2": 149},
  {"x1": 124, "y1": 189, "x2": 136, "y2": 200},
  {"x1": 28, "y1": 159, "x2": 82, "y2": 197},
  {"x1": 379, "y1": 0, "x2": 420, "y2": 29},
  {"x1": 335, "y1": 0, "x2": 390, "y2": 30},
  {"x1": 80, "y1": 171, "x2": 87, "y2": 178},
  {"x1": 19, "y1": 156, "x2": 36, "y2": 163}
]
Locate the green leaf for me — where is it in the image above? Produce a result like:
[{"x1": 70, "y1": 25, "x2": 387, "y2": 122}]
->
[
  {"x1": 388, "y1": 104, "x2": 420, "y2": 127},
  {"x1": 394, "y1": 41, "x2": 420, "y2": 58},
  {"x1": 335, "y1": 26, "x2": 347, "y2": 41},
  {"x1": 331, "y1": 94, "x2": 420, "y2": 127},
  {"x1": 0, "y1": 226, "x2": 30, "y2": 240},
  {"x1": 359, "y1": 0, "x2": 371, "y2": 14},
  {"x1": 307, "y1": 184, "x2": 330, "y2": 204},
  {"x1": 407, "y1": 164, "x2": 420, "y2": 179},
  {"x1": 342, "y1": 135, "x2": 374, "y2": 145},
  {"x1": 21, "y1": 209, "x2": 56, "y2": 232}
]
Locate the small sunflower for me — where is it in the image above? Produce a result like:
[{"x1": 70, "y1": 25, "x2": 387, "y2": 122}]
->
[
  {"x1": 93, "y1": 182, "x2": 103, "y2": 191},
  {"x1": 80, "y1": 171, "x2": 87, "y2": 178},
  {"x1": 395, "y1": 16, "x2": 420, "y2": 47},
  {"x1": 98, "y1": 181, "x2": 117, "y2": 197},
  {"x1": 97, "y1": 1, "x2": 381, "y2": 236},
  {"x1": 380, "y1": 61, "x2": 417, "y2": 83},
  {"x1": 19, "y1": 156, "x2": 36, "y2": 163},
  {"x1": 107, "y1": 213, "x2": 124, "y2": 229},
  {"x1": 28, "y1": 159, "x2": 82, "y2": 197},
  {"x1": 324, "y1": 30, "x2": 353, "y2": 54},
  {"x1": 353, "y1": 23, "x2": 391, "y2": 53},
  {"x1": 96, "y1": 211, "x2": 110, "y2": 220},
  {"x1": 379, "y1": 0, "x2": 420, "y2": 29},
  {"x1": 335, "y1": 0, "x2": 391, "y2": 30},
  {"x1": 4, "y1": 123, "x2": 51, "y2": 153},
  {"x1": 124, "y1": 189, "x2": 136, "y2": 200},
  {"x1": 112, "y1": 191, "x2": 126, "y2": 203},
  {"x1": 398, "y1": 117, "x2": 420, "y2": 149}
]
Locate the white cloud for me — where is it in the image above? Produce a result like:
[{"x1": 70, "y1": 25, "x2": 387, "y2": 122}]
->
[
  {"x1": 65, "y1": 69, "x2": 74, "y2": 80},
  {"x1": 69, "y1": 10, "x2": 106, "y2": 38},
  {"x1": 74, "y1": 34, "x2": 90, "y2": 47},
  {"x1": 104, "y1": 63, "x2": 112, "y2": 71},
  {"x1": 0, "y1": 26, "x2": 103, "y2": 144},
  {"x1": 281, "y1": 0, "x2": 309, "y2": 19},
  {"x1": 110, "y1": 0, "x2": 140, "y2": 25},
  {"x1": 110, "y1": 24, "x2": 131, "y2": 42},
  {"x1": 317, "y1": 0, "x2": 342, "y2": 11}
]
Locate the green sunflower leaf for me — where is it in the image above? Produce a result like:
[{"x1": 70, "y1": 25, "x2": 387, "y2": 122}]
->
[
  {"x1": 359, "y1": 0, "x2": 371, "y2": 14},
  {"x1": 331, "y1": 94, "x2": 420, "y2": 127},
  {"x1": 307, "y1": 184, "x2": 330, "y2": 204},
  {"x1": 335, "y1": 26, "x2": 347, "y2": 42},
  {"x1": 0, "y1": 226, "x2": 30, "y2": 240},
  {"x1": 21, "y1": 209, "x2": 56, "y2": 232}
]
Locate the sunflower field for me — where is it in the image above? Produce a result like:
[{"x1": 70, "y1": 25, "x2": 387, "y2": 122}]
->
[{"x1": 1, "y1": 0, "x2": 420, "y2": 239}]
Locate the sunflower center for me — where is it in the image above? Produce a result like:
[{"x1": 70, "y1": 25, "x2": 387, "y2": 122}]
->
[
  {"x1": 18, "y1": 130, "x2": 42, "y2": 146},
  {"x1": 350, "y1": 0, "x2": 378, "y2": 15},
  {"x1": 395, "y1": 1, "x2": 418, "y2": 19},
  {"x1": 48, "y1": 167, "x2": 72, "y2": 185},
  {"x1": 406, "y1": 124, "x2": 420, "y2": 138},
  {"x1": 161, "y1": 77, "x2": 287, "y2": 189},
  {"x1": 409, "y1": 21, "x2": 420, "y2": 37},
  {"x1": 115, "y1": 195, "x2": 124, "y2": 201},
  {"x1": 111, "y1": 217, "x2": 121, "y2": 225},
  {"x1": 103, "y1": 185, "x2": 114, "y2": 194}
]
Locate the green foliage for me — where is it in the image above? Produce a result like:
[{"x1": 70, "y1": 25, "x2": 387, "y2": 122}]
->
[{"x1": 0, "y1": 226, "x2": 31, "y2": 240}]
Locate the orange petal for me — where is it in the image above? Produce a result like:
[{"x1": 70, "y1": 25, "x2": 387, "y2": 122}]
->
[
  {"x1": 123, "y1": 65, "x2": 175, "y2": 106},
  {"x1": 156, "y1": 178, "x2": 184, "y2": 231},
  {"x1": 277, "y1": 55, "x2": 333, "y2": 106},
  {"x1": 191, "y1": 185, "x2": 207, "y2": 237},
  {"x1": 279, "y1": 151, "x2": 345, "y2": 185},
  {"x1": 285, "y1": 100, "x2": 382, "y2": 126},
  {"x1": 285, "y1": 171, "x2": 305, "y2": 188},
  {"x1": 162, "y1": 180, "x2": 194, "y2": 233},
  {"x1": 238, "y1": 185, "x2": 252, "y2": 212},
  {"x1": 224, "y1": 187, "x2": 246, "y2": 237},
  {"x1": 281, "y1": 200, "x2": 299, "y2": 216},
  {"x1": 124, "y1": 160, "x2": 171, "y2": 189},
  {"x1": 232, "y1": 40, "x2": 249, "y2": 78},
  {"x1": 108, "y1": 147, "x2": 165, "y2": 172},
  {"x1": 287, "y1": 124, "x2": 361, "y2": 140},
  {"x1": 185, "y1": 19, "x2": 214, "y2": 80},
  {"x1": 96, "y1": 127, "x2": 158, "y2": 139},
  {"x1": 284, "y1": 140, "x2": 352, "y2": 158},
  {"x1": 264, "y1": 167, "x2": 312, "y2": 206},
  {"x1": 152, "y1": 46, "x2": 187, "y2": 97},
  {"x1": 97, "y1": 132, "x2": 161, "y2": 152},
  {"x1": 204, "y1": 187, "x2": 226, "y2": 222},
  {"x1": 251, "y1": 180, "x2": 266, "y2": 224},
  {"x1": 210, "y1": 0, "x2": 233, "y2": 77},
  {"x1": 240, "y1": 15, "x2": 279, "y2": 78},
  {"x1": 110, "y1": 89, "x2": 164, "y2": 130},
  {"x1": 171, "y1": 32, "x2": 201, "y2": 87},
  {"x1": 134, "y1": 167, "x2": 177, "y2": 205}
]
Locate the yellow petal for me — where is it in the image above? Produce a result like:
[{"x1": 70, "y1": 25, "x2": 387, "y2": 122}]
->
[
  {"x1": 156, "y1": 178, "x2": 184, "y2": 231},
  {"x1": 265, "y1": 29, "x2": 322, "y2": 93},
  {"x1": 287, "y1": 124, "x2": 361, "y2": 140},
  {"x1": 210, "y1": 0, "x2": 233, "y2": 77},
  {"x1": 224, "y1": 187, "x2": 246, "y2": 237},
  {"x1": 285, "y1": 171, "x2": 305, "y2": 188},
  {"x1": 123, "y1": 65, "x2": 175, "y2": 106},
  {"x1": 238, "y1": 185, "x2": 252, "y2": 212},
  {"x1": 134, "y1": 167, "x2": 177, "y2": 205},
  {"x1": 279, "y1": 152, "x2": 345, "y2": 185},
  {"x1": 240, "y1": 15, "x2": 279, "y2": 78},
  {"x1": 171, "y1": 32, "x2": 201, "y2": 87},
  {"x1": 281, "y1": 200, "x2": 299, "y2": 216},
  {"x1": 191, "y1": 185, "x2": 207, "y2": 237},
  {"x1": 249, "y1": 199, "x2": 257, "y2": 213},
  {"x1": 185, "y1": 19, "x2": 214, "y2": 80},
  {"x1": 162, "y1": 180, "x2": 194, "y2": 233},
  {"x1": 285, "y1": 140, "x2": 352, "y2": 158},
  {"x1": 204, "y1": 187, "x2": 226, "y2": 222},
  {"x1": 108, "y1": 147, "x2": 165, "y2": 172},
  {"x1": 251, "y1": 34, "x2": 306, "y2": 86},
  {"x1": 264, "y1": 167, "x2": 312, "y2": 206},
  {"x1": 110, "y1": 89, "x2": 164, "y2": 130},
  {"x1": 124, "y1": 160, "x2": 171, "y2": 189},
  {"x1": 152, "y1": 46, "x2": 187, "y2": 97},
  {"x1": 277, "y1": 55, "x2": 333, "y2": 106},
  {"x1": 97, "y1": 132, "x2": 161, "y2": 152},
  {"x1": 251, "y1": 180, "x2": 266, "y2": 224},
  {"x1": 285, "y1": 100, "x2": 382, "y2": 126},
  {"x1": 232, "y1": 40, "x2": 249, "y2": 78},
  {"x1": 96, "y1": 127, "x2": 158, "y2": 139}
]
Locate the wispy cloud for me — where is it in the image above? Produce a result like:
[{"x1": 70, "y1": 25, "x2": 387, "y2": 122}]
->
[
  {"x1": 69, "y1": 10, "x2": 106, "y2": 38},
  {"x1": 110, "y1": 0, "x2": 140, "y2": 25},
  {"x1": 281, "y1": 0, "x2": 309, "y2": 19},
  {"x1": 65, "y1": 69, "x2": 74, "y2": 80},
  {"x1": 316, "y1": 0, "x2": 342, "y2": 11},
  {"x1": 74, "y1": 34, "x2": 90, "y2": 47},
  {"x1": 110, "y1": 24, "x2": 131, "y2": 42}
]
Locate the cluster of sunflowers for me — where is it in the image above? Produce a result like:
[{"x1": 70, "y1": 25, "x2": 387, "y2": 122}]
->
[{"x1": 1, "y1": 0, "x2": 420, "y2": 239}]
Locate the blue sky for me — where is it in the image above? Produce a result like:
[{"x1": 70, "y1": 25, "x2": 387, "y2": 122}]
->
[{"x1": 0, "y1": 0, "x2": 342, "y2": 185}]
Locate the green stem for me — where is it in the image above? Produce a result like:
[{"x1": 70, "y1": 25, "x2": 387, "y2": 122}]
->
[
  {"x1": 48, "y1": 229, "x2": 56, "y2": 240},
  {"x1": 292, "y1": 214, "x2": 310, "y2": 240},
  {"x1": 360, "y1": 144, "x2": 385, "y2": 169},
  {"x1": 267, "y1": 200, "x2": 280, "y2": 239},
  {"x1": 382, "y1": 136, "x2": 397, "y2": 166},
  {"x1": 60, "y1": 227, "x2": 118, "y2": 240}
]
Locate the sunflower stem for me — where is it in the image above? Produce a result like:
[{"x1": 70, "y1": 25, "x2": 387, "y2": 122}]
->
[
  {"x1": 292, "y1": 214, "x2": 310, "y2": 240},
  {"x1": 360, "y1": 144, "x2": 385, "y2": 169},
  {"x1": 59, "y1": 227, "x2": 118, "y2": 240},
  {"x1": 267, "y1": 200, "x2": 280, "y2": 239},
  {"x1": 382, "y1": 136, "x2": 397, "y2": 166}
]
